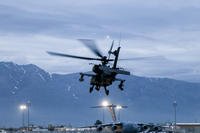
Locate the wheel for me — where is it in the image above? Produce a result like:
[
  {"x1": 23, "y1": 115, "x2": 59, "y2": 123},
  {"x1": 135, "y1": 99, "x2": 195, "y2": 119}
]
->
[
  {"x1": 105, "y1": 90, "x2": 109, "y2": 95},
  {"x1": 95, "y1": 86, "x2": 100, "y2": 91},
  {"x1": 79, "y1": 74, "x2": 84, "y2": 82},
  {"x1": 119, "y1": 86, "x2": 124, "y2": 91},
  {"x1": 118, "y1": 84, "x2": 124, "y2": 91},
  {"x1": 89, "y1": 87, "x2": 93, "y2": 93},
  {"x1": 79, "y1": 78, "x2": 84, "y2": 82}
]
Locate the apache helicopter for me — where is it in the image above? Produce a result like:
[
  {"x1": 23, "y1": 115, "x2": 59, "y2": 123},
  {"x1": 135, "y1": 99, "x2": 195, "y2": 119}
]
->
[
  {"x1": 47, "y1": 39, "x2": 131, "y2": 95},
  {"x1": 47, "y1": 39, "x2": 159, "y2": 95}
]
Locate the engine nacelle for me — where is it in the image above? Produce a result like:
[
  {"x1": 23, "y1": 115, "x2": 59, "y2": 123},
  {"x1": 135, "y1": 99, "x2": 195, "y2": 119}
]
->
[
  {"x1": 154, "y1": 126, "x2": 159, "y2": 131},
  {"x1": 139, "y1": 125, "x2": 148, "y2": 132},
  {"x1": 92, "y1": 65, "x2": 101, "y2": 73},
  {"x1": 152, "y1": 126, "x2": 162, "y2": 132},
  {"x1": 111, "y1": 125, "x2": 117, "y2": 131},
  {"x1": 142, "y1": 125, "x2": 148, "y2": 130},
  {"x1": 97, "y1": 126, "x2": 103, "y2": 131},
  {"x1": 148, "y1": 126, "x2": 162, "y2": 132}
]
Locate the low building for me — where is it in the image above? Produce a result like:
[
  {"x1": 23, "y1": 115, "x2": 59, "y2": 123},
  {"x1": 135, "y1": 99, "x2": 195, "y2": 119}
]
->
[{"x1": 175, "y1": 123, "x2": 200, "y2": 133}]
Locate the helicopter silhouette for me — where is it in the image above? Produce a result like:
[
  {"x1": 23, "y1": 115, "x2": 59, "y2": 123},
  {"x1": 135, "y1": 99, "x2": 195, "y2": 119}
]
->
[{"x1": 47, "y1": 39, "x2": 161, "y2": 95}]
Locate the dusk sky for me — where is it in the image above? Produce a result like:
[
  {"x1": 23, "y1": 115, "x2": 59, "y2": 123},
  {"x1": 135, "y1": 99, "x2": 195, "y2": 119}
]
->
[{"x1": 1, "y1": 0, "x2": 200, "y2": 82}]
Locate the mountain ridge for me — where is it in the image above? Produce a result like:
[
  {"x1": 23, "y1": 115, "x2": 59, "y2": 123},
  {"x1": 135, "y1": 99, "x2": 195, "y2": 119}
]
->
[{"x1": 0, "y1": 61, "x2": 200, "y2": 127}]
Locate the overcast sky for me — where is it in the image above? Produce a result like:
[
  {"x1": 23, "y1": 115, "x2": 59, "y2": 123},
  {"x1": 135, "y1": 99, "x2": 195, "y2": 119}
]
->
[{"x1": 0, "y1": 0, "x2": 200, "y2": 82}]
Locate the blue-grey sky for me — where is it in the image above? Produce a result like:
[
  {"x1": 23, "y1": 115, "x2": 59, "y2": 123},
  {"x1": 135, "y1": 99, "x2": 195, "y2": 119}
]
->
[{"x1": 0, "y1": 0, "x2": 200, "y2": 82}]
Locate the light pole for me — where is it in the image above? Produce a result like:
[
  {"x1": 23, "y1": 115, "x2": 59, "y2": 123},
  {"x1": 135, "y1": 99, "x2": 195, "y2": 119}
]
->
[
  {"x1": 173, "y1": 101, "x2": 177, "y2": 133},
  {"x1": 116, "y1": 105, "x2": 122, "y2": 121},
  {"x1": 102, "y1": 100, "x2": 109, "y2": 123},
  {"x1": 27, "y1": 101, "x2": 31, "y2": 131},
  {"x1": 19, "y1": 104, "x2": 27, "y2": 128}
]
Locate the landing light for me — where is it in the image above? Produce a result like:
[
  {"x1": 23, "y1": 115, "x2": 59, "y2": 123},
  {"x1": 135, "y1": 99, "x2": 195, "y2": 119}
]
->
[
  {"x1": 102, "y1": 100, "x2": 109, "y2": 107},
  {"x1": 116, "y1": 105, "x2": 122, "y2": 109},
  {"x1": 19, "y1": 104, "x2": 27, "y2": 110}
]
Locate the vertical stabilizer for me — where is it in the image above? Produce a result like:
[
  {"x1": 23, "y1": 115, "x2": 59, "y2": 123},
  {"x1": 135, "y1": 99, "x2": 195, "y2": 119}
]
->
[
  {"x1": 113, "y1": 47, "x2": 121, "y2": 68},
  {"x1": 108, "y1": 106, "x2": 117, "y2": 122}
]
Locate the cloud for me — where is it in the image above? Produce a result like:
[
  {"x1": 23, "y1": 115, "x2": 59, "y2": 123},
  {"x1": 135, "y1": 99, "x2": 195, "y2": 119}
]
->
[
  {"x1": 1, "y1": 1, "x2": 200, "y2": 38},
  {"x1": 1, "y1": 33, "x2": 200, "y2": 82},
  {"x1": 0, "y1": 0, "x2": 200, "y2": 82}
]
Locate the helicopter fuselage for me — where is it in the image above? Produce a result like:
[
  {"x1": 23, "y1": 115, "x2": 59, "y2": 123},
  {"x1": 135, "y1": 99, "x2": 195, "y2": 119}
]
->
[{"x1": 91, "y1": 65, "x2": 117, "y2": 87}]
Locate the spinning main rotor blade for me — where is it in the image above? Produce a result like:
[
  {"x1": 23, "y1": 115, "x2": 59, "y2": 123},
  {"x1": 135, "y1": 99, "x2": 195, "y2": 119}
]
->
[
  {"x1": 47, "y1": 51, "x2": 102, "y2": 61},
  {"x1": 108, "y1": 40, "x2": 114, "y2": 59},
  {"x1": 119, "y1": 56, "x2": 165, "y2": 61},
  {"x1": 109, "y1": 40, "x2": 114, "y2": 54},
  {"x1": 78, "y1": 39, "x2": 103, "y2": 58}
]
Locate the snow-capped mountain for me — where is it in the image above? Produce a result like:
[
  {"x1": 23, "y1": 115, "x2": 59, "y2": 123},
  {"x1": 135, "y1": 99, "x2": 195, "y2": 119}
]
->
[{"x1": 0, "y1": 62, "x2": 200, "y2": 127}]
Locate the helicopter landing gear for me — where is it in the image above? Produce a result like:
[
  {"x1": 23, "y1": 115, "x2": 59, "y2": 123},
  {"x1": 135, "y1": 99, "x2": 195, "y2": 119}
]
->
[
  {"x1": 95, "y1": 86, "x2": 100, "y2": 91},
  {"x1": 105, "y1": 90, "x2": 109, "y2": 95},
  {"x1": 118, "y1": 81, "x2": 124, "y2": 91},
  {"x1": 104, "y1": 86, "x2": 109, "y2": 95},
  {"x1": 89, "y1": 85, "x2": 94, "y2": 93},
  {"x1": 79, "y1": 73, "x2": 84, "y2": 82}
]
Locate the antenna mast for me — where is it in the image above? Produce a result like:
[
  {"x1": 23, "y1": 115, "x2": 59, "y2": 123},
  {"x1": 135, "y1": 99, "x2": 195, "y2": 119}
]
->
[{"x1": 119, "y1": 32, "x2": 122, "y2": 47}]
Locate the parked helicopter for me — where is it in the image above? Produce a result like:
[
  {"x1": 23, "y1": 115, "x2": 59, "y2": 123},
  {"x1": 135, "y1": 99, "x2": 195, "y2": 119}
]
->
[{"x1": 47, "y1": 39, "x2": 160, "y2": 95}]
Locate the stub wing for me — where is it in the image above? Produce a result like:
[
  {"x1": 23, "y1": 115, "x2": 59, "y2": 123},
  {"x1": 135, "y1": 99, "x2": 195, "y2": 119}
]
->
[
  {"x1": 111, "y1": 69, "x2": 130, "y2": 75},
  {"x1": 80, "y1": 72, "x2": 95, "y2": 77}
]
